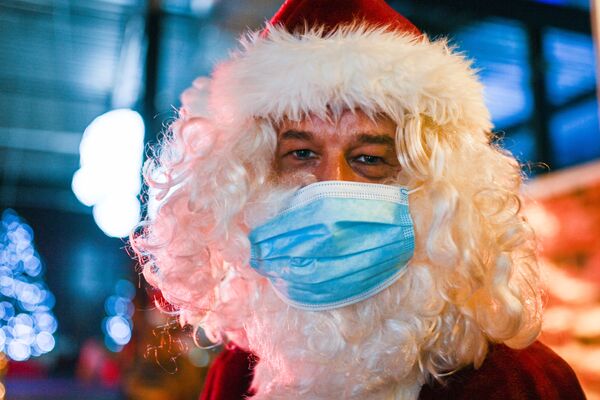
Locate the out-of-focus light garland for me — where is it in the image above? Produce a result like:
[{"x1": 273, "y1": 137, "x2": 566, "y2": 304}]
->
[
  {"x1": 102, "y1": 279, "x2": 135, "y2": 352},
  {"x1": 0, "y1": 209, "x2": 58, "y2": 362}
]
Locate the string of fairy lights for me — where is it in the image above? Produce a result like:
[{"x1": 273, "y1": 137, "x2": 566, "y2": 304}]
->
[{"x1": 0, "y1": 209, "x2": 58, "y2": 362}]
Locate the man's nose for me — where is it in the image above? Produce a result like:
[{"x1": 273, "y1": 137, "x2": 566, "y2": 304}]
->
[{"x1": 317, "y1": 153, "x2": 356, "y2": 181}]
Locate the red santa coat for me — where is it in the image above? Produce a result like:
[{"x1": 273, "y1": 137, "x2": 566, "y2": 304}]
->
[{"x1": 200, "y1": 341, "x2": 586, "y2": 399}]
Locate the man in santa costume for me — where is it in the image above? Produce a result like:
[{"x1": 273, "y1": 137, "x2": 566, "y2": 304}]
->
[{"x1": 133, "y1": 0, "x2": 586, "y2": 398}]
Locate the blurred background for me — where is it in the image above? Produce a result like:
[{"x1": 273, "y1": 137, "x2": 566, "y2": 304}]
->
[{"x1": 0, "y1": 0, "x2": 599, "y2": 399}]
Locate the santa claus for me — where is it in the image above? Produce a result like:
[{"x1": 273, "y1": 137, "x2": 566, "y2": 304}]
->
[{"x1": 132, "y1": 0, "x2": 586, "y2": 398}]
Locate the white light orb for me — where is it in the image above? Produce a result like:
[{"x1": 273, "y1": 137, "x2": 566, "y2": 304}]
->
[
  {"x1": 106, "y1": 315, "x2": 132, "y2": 346},
  {"x1": 72, "y1": 109, "x2": 145, "y2": 237},
  {"x1": 7, "y1": 340, "x2": 31, "y2": 361},
  {"x1": 93, "y1": 195, "x2": 141, "y2": 238},
  {"x1": 35, "y1": 331, "x2": 55, "y2": 353}
]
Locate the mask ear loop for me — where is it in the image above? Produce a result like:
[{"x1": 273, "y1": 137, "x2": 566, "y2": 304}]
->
[
  {"x1": 193, "y1": 325, "x2": 223, "y2": 350},
  {"x1": 407, "y1": 185, "x2": 423, "y2": 195}
]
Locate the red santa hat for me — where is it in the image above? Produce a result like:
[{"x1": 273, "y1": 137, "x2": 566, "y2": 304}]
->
[
  {"x1": 199, "y1": 0, "x2": 492, "y2": 135},
  {"x1": 267, "y1": 0, "x2": 421, "y2": 36}
]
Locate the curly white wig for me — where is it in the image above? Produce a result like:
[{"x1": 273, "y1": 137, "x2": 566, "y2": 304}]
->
[{"x1": 132, "y1": 24, "x2": 542, "y2": 398}]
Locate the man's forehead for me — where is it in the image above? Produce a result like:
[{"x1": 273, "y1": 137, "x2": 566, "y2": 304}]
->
[
  {"x1": 279, "y1": 130, "x2": 395, "y2": 148},
  {"x1": 275, "y1": 110, "x2": 396, "y2": 138}
]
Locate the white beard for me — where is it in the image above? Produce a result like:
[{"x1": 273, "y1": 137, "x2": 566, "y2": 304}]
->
[{"x1": 239, "y1": 265, "x2": 444, "y2": 400}]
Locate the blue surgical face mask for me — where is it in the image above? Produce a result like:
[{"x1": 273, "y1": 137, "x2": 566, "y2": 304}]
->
[{"x1": 248, "y1": 180, "x2": 415, "y2": 311}]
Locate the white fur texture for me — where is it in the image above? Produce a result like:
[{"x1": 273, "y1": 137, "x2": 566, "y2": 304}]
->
[{"x1": 210, "y1": 25, "x2": 491, "y2": 133}]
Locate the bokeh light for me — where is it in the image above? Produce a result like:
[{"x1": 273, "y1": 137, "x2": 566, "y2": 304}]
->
[
  {"x1": 188, "y1": 347, "x2": 210, "y2": 368},
  {"x1": 190, "y1": 0, "x2": 215, "y2": 14},
  {"x1": 72, "y1": 109, "x2": 145, "y2": 238},
  {"x1": 102, "y1": 279, "x2": 135, "y2": 352},
  {"x1": 0, "y1": 209, "x2": 58, "y2": 361}
]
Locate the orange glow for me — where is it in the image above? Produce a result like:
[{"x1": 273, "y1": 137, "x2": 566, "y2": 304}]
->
[{"x1": 525, "y1": 160, "x2": 600, "y2": 399}]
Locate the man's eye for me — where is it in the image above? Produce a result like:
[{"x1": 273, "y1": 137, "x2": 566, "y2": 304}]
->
[
  {"x1": 355, "y1": 155, "x2": 383, "y2": 165},
  {"x1": 291, "y1": 149, "x2": 316, "y2": 160}
]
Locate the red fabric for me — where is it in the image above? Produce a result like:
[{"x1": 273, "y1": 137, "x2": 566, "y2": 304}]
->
[
  {"x1": 268, "y1": 0, "x2": 421, "y2": 36},
  {"x1": 200, "y1": 341, "x2": 586, "y2": 400},
  {"x1": 419, "y1": 341, "x2": 586, "y2": 400},
  {"x1": 200, "y1": 344, "x2": 257, "y2": 400}
]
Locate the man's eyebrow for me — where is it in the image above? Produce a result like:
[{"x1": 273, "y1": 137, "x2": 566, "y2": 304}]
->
[
  {"x1": 356, "y1": 133, "x2": 395, "y2": 146},
  {"x1": 280, "y1": 130, "x2": 313, "y2": 141}
]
